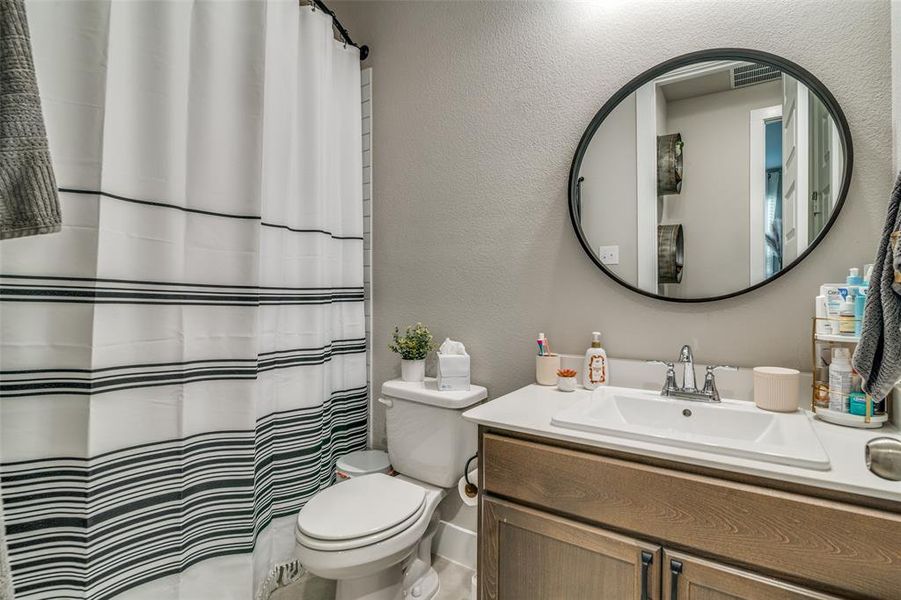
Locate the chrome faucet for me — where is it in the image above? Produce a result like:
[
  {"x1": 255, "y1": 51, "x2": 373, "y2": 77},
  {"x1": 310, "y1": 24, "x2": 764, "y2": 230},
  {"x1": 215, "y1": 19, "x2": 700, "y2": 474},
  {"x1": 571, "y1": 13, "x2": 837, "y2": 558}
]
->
[
  {"x1": 678, "y1": 345, "x2": 697, "y2": 392},
  {"x1": 648, "y1": 345, "x2": 735, "y2": 403}
]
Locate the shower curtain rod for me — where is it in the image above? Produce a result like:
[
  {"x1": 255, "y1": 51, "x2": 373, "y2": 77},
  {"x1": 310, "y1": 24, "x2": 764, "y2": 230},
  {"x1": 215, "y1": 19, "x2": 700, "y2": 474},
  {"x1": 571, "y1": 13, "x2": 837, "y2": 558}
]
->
[{"x1": 308, "y1": 0, "x2": 369, "y2": 60}]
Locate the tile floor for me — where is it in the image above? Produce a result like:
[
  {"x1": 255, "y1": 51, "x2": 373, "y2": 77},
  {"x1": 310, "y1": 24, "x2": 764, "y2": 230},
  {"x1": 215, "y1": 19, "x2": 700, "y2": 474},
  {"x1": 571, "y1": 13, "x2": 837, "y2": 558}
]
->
[{"x1": 271, "y1": 556, "x2": 473, "y2": 600}]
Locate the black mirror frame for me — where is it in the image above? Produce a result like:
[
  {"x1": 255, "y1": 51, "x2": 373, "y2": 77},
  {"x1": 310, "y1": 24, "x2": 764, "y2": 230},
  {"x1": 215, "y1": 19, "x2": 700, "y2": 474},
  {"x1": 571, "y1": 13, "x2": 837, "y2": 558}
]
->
[{"x1": 568, "y1": 48, "x2": 853, "y2": 303}]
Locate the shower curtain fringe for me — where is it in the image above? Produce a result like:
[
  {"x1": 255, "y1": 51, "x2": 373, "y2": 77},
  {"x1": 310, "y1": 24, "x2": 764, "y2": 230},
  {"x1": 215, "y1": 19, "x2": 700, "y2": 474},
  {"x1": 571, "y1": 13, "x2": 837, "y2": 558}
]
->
[{"x1": 255, "y1": 560, "x2": 305, "y2": 600}]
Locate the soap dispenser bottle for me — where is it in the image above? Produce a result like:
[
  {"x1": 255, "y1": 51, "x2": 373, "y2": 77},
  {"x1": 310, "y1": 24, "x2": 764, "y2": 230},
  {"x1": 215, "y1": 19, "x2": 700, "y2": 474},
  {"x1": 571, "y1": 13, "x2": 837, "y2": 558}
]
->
[{"x1": 582, "y1": 332, "x2": 608, "y2": 390}]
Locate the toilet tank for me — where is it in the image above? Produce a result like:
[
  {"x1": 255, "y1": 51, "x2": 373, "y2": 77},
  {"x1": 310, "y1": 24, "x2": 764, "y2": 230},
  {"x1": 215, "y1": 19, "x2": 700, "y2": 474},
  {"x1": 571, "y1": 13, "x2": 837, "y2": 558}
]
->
[{"x1": 381, "y1": 378, "x2": 487, "y2": 488}]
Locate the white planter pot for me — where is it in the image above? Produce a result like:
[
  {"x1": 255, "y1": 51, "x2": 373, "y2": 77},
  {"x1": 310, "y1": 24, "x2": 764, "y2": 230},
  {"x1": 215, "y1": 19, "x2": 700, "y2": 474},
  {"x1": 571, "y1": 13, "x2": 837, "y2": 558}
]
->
[
  {"x1": 557, "y1": 376, "x2": 577, "y2": 392},
  {"x1": 401, "y1": 359, "x2": 425, "y2": 382}
]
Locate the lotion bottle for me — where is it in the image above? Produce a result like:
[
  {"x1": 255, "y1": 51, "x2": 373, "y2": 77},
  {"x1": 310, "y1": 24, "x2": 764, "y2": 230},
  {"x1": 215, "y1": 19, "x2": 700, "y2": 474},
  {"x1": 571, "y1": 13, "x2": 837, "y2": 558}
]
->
[
  {"x1": 582, "y1": 332, "x2": 608, "y2": 390},
  {"x1": 839, "y1": 295, "x2": 856, "y2": 335}
]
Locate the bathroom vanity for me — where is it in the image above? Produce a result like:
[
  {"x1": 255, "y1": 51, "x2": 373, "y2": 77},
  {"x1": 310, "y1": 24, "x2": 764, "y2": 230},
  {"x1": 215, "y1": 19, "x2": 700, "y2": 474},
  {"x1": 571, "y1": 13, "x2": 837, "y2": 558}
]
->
[{"x1": 465, "y1": 386, "x2": 901, "y2": 600}]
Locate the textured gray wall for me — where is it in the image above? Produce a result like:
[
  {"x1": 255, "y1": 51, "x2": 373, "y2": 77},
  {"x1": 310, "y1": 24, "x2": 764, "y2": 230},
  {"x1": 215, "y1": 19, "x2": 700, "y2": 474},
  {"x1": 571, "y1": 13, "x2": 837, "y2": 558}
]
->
[{"x1": 332, "y1": 0, "x2": 893, "y2": 448}]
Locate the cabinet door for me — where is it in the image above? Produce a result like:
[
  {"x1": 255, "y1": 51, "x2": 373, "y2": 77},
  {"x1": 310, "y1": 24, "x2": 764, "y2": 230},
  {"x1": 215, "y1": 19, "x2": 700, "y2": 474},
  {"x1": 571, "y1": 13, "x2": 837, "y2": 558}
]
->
[
  {"x1": 481, "y1": 496, "x2": 661, "y2": 600},
  {"x1": 662, "y1": 551, "x2": 842, "y2": 600}
]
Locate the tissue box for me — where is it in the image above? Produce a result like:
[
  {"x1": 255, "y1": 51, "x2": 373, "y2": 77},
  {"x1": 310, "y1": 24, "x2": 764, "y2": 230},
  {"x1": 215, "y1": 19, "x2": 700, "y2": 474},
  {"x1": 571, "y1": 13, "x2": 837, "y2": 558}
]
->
[{"x1": 437, "y1": 353, "x2": 470, "y2": 391}]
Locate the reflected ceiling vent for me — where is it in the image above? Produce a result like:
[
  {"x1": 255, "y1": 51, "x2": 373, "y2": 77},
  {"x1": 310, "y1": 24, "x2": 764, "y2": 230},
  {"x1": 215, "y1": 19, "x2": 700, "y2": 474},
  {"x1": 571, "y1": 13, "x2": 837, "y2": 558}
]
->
[{"x1": 730, "y1": 63, "x2": 781, "y2": 88}]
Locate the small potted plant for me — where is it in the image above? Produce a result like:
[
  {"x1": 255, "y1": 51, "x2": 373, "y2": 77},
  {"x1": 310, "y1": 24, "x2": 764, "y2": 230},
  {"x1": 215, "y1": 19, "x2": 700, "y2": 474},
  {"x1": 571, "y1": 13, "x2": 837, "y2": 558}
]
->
[
  {"x1": 389, "y1": 323, "x2": 435, "y2": 382},
  {"x1": 557, "y1": 368, "x2": 578, "y2": 392}
]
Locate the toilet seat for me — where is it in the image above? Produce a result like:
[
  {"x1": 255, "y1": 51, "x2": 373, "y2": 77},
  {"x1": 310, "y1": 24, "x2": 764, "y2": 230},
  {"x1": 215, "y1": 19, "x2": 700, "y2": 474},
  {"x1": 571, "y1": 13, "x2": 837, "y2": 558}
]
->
[
  {"x1": 296, "y1": 501, "x2": 427, "y2": 551},
  {"x1": 296, "y1": 474, "x2": 427, "y2": 551}
]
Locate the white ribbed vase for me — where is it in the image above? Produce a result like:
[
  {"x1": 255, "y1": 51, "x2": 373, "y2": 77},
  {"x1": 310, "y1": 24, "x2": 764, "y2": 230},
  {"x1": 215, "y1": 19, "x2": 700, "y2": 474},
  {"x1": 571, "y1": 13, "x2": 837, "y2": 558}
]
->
[{"x1": 753, "y1": 367, "x2": 801, "y2": 412}]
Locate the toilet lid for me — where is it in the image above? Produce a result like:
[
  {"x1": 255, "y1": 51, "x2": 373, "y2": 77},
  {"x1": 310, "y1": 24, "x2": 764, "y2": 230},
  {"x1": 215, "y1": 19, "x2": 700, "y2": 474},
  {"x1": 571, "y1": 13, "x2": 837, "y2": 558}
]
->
[{"x1": 297, "y1": 474, "x2": 426, "y2": 541}]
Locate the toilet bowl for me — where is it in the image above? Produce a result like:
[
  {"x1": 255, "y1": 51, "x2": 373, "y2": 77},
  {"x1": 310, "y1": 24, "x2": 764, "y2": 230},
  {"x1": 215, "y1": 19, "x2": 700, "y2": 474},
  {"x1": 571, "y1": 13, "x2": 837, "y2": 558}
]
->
[
  {"x1": 295, "y1": 474, "x2": 445, "y2": 600},
  {"x1": 294, "y1": 378, "x2": 487, "y2": 600}
]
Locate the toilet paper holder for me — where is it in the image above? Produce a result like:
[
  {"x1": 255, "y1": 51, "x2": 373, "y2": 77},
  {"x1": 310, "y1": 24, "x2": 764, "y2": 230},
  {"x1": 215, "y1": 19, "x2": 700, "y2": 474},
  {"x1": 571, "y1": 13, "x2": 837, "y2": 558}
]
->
[{"x1": 463, "y1": 454, "x2": 478, "y2": 498}]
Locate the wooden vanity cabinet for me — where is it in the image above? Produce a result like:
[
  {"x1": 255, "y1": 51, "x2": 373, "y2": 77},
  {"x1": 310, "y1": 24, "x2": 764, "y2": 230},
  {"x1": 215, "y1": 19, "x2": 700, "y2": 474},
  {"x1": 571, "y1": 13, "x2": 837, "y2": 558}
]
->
[
  {"x1": 481, "y1": 496, "x2": 661, "y2": 600},
  {"x1": 478, "y1": 429, "x2": 901, "y2": 600},
  {"x1": 661, "y1": 551, "x2": 841, "y2": 600},
  {"x1": 480, "y1": 497, "x2": 834, "y2": 600}
]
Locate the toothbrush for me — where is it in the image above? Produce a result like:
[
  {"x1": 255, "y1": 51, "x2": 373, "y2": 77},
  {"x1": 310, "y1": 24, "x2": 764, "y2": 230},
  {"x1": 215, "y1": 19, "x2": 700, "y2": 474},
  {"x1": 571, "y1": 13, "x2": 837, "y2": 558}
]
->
[{"x1": 537, "y1": 337, "x2": 551, "y2": 356}]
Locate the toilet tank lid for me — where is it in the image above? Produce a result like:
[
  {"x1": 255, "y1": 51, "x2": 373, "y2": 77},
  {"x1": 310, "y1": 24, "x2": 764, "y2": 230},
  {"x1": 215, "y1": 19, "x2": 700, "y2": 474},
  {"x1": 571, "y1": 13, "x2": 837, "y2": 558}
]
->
[{"x1": 381, "y1": 378, "x2": 487, "y2": 409}]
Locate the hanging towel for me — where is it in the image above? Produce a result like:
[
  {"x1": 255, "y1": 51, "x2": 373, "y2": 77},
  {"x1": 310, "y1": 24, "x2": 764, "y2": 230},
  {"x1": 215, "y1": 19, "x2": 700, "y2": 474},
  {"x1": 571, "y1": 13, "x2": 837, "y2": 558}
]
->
[
  {"x1": 0, "y1": 0, "x2": 60, "y2": 240},
  {"x1": 852, "y1": 172, "x2": 901, "y2": 400}
]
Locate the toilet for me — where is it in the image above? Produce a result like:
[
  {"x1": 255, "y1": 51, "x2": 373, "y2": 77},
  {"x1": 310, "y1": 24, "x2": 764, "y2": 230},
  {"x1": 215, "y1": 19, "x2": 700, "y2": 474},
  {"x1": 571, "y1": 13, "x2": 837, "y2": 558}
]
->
[{"x1": 294, "y1": 378, "x2": 487, "y2": 600}]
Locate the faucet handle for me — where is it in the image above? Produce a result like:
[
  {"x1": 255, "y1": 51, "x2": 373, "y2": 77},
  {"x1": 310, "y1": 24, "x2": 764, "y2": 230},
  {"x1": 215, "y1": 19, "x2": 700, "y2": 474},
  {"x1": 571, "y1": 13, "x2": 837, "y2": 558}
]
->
[
  {"x1": 702, "y1": 365, "x2": 736, "y2": 402},
  {"x1": 647, "y1": 360, "x2": 677, "y2": 376},
  {"x1": 646, "y1": 359, "x2": 675, "y2": 369},
  {"x1": 647, "y1": 360, "x2": 678, "y2": 396}
]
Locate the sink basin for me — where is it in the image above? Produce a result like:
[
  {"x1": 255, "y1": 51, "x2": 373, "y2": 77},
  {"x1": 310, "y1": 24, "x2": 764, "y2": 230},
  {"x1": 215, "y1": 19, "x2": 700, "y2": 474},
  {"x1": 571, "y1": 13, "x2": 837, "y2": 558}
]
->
[{"x1": 551, "y1": 386, "x2": 830, "y2": 470}]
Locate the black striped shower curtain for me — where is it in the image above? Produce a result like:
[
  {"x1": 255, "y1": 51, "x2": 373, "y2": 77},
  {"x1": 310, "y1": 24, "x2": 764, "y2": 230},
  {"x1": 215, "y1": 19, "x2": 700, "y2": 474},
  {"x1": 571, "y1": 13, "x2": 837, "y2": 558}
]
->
[{"x1": 0, "y1": 1, "x2": 366, "y2": 598}]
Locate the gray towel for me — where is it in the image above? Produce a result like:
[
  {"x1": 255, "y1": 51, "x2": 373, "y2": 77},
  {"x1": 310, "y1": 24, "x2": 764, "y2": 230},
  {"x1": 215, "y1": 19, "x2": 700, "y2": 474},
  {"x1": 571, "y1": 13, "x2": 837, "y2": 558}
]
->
[
  {"x1": 0, "y1": 0, "x2": 60, "y2": 240},
  {"x1": 852, "y1": 172, "x2": 901, "y2": 400}
]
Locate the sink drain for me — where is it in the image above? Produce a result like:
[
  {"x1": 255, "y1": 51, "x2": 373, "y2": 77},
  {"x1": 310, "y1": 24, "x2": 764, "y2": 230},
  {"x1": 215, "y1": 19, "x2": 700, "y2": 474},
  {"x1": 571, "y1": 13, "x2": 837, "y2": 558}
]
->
[{"x1": 682, "y1": 409, "x2": 692, "y2": 417}]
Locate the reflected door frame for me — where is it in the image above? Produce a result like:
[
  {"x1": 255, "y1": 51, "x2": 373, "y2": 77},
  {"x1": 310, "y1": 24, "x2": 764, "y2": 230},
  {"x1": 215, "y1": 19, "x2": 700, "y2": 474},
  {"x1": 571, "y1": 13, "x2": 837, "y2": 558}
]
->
[
  {"x1": 634, "y1": 60, "x2": 744, "y2": 293},
  {"x1": 749, "y1": 104, "x2": 783, "y2": 285},
  {"x1": 780, "y1": 76, "x2": 811, "y2": 268}
]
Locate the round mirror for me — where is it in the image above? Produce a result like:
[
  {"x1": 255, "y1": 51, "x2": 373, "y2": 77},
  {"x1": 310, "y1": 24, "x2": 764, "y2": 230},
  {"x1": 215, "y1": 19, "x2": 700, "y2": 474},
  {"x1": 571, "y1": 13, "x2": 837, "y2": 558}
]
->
[{"x1": 569, "y1": 49, "x2": 852, "y2": 302}]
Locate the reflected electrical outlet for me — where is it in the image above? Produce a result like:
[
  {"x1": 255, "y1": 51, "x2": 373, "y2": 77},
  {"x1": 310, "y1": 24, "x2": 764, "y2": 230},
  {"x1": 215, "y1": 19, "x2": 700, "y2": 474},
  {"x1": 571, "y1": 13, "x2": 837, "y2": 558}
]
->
[{"x1": 598, "y1": 245, "x2": 620, "y2": 265}]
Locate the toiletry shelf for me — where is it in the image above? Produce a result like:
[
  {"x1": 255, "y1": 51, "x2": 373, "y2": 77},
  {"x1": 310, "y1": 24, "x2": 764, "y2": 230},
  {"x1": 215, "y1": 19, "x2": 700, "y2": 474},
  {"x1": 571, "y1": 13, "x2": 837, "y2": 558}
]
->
[
  {"x1": 810, "y1": 317, "x2": 886, "y2": 428},
  {"x1": 814, "y1": 407, "x2": 888, "y2": 429}
]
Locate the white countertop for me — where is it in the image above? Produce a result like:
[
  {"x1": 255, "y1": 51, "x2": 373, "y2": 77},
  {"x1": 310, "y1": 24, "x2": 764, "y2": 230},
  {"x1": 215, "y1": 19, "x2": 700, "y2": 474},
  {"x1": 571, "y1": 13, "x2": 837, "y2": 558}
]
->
[{"x1": 463, "y1": 384, "x2": 901, "y2": 504}]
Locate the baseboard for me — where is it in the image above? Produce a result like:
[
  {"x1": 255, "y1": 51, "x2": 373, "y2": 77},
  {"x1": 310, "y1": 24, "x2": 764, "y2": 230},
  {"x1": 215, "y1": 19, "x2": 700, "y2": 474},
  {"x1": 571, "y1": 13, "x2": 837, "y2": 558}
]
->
[{"x1": 433, "y1": 520, "x2": 477, "y2": 570}]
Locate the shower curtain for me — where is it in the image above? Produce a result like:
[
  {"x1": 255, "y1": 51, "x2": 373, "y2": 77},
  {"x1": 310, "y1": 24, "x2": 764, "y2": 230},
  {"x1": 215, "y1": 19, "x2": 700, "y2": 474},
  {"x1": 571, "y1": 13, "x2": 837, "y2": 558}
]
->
[{"x1": 0, "y1": 1, "x2": 366, "y2": 599}]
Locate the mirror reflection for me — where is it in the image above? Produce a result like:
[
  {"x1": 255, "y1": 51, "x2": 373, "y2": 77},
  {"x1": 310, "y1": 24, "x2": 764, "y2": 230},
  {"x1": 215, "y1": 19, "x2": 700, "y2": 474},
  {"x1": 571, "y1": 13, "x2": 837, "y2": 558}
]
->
[{"x1": 575, "y1": 60, "x2": 846, "y2": 300}]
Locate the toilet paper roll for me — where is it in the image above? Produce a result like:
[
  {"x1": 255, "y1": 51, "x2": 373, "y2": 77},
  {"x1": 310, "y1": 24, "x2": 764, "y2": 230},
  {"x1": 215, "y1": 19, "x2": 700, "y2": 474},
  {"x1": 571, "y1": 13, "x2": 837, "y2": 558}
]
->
[{"x1": 458, "y1": 469, "x2": 478, "y2": 507}]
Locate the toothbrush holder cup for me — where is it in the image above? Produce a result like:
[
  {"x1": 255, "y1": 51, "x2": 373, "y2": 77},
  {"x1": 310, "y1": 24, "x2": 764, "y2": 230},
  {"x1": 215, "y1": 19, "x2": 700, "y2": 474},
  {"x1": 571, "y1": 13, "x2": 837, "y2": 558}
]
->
[{"x1": 536, "y1": 355, "x2": 561, "y2": 386}]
